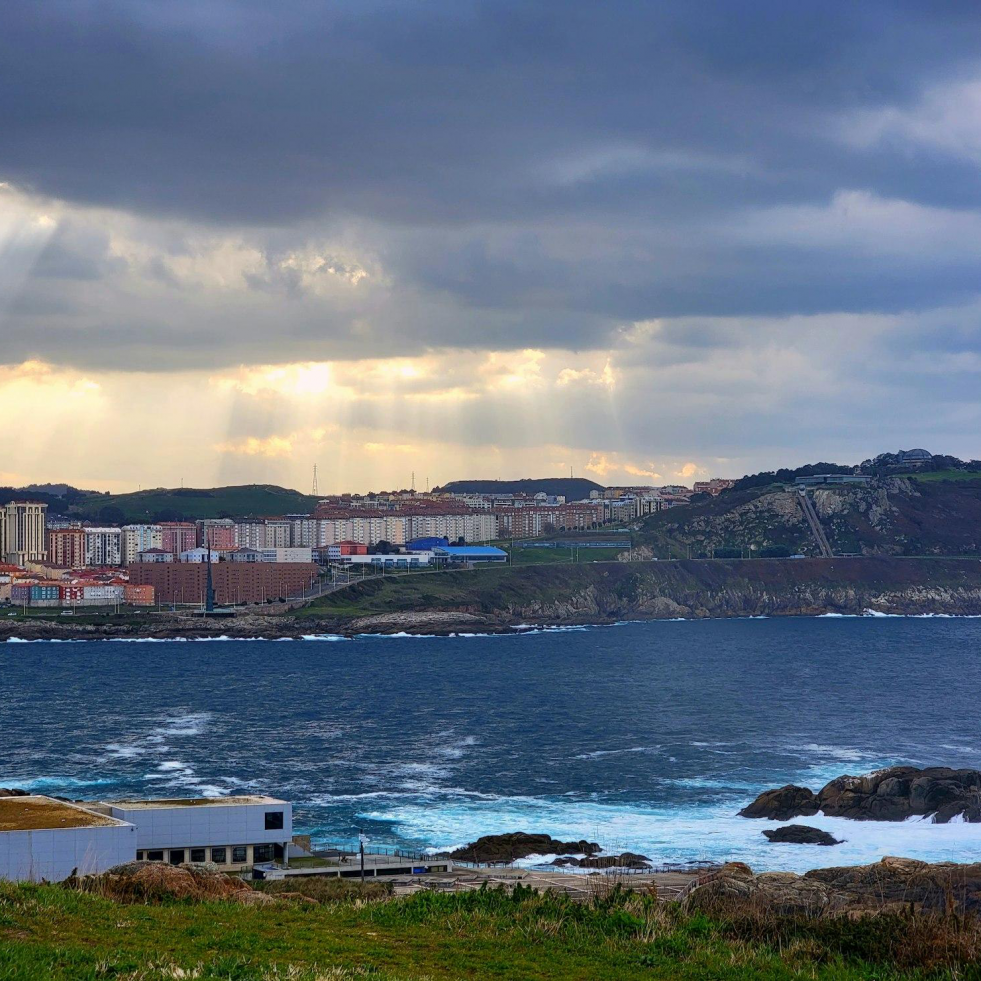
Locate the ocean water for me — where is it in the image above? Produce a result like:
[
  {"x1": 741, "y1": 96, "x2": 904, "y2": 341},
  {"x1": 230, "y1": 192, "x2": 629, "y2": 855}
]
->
[{"x1": 3, "y1": 616, "x2": 981, "y2": 873}]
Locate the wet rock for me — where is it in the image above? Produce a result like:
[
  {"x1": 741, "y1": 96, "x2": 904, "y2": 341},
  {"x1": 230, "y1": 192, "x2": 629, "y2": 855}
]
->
[
  {"x1": 445, "y1": 833, "x2": 600, "y2": 864},
  {"x1": 551, "y1": 852, "x2": 651, "y2": 869},
  {"x1": 0, "y1": 788, "x2": 29, "y2": 798},
  {"x1": 762, "y1": 825, "x2": 842, "y2": 846},
  {"x1": 683, "y1": 857, "x2": 981, "y2": 917},
  {"x1": 742, "y1": 767, "x2": 981, "y2": 823},
  {"x1": 739, "y1": 785, "x2": 819, "y2": 820}
]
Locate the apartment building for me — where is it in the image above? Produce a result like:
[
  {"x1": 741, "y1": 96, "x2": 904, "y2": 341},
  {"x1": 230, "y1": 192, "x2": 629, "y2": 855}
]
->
[
  {"x1": 84, "y1": 527, "x2": 123, "y2": 567},
  {"x1": 121, "y1": 524, "x2": 163, "y2": 564},
  {"x1": 160, "y1": 522, "x2": 197, "y2": 556},
  {"x1": 48, "y1": 527, "x2": 86, "y2": 568},
  {"x1": 2, "y1": 501, "x2": 47, "y2": 565},
  {"x1": 196, "y1": 518, "x2": 236, "y2": 549}
]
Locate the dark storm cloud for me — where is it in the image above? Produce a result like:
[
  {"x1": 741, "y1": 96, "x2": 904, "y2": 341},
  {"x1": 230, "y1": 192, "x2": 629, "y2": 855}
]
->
[
  {"x1": 2, "y1": 0, "x2": 981, "y2": 372},
  {"x1": 4, "y1": 0, "x2": 981, "y2": 224}
]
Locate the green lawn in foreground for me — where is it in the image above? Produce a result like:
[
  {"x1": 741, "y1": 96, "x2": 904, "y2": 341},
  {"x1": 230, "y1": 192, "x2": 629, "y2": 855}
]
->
[{"x1": 0, "y1": 881, "x2": 966, "y2": 981}]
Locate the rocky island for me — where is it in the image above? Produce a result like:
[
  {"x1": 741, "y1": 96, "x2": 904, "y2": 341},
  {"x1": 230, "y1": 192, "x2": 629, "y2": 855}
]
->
[{"x1": 740, "y1": 766, "x2": 981, "y2": 823}]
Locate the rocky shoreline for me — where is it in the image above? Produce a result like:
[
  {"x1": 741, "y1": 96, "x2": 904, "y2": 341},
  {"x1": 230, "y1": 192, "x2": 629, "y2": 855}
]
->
[{"x1": 3, "y1": 556, "x2": 981, "y2": 642}]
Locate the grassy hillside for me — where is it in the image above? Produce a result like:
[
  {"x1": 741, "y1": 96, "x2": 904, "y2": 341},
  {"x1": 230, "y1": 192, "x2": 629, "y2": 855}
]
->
[
  {"x1": 72, "y1": 484, "x2": 320, "y2": 522},
  {"x1": 0, "y1": 879, "x2": 975, "y2": 980},
  {"x1": 636, "y1": 477, "x2": 981, "y2": 558},
  {"x1": 436, "y1": 477, "x2": 604, "y2": 501}
]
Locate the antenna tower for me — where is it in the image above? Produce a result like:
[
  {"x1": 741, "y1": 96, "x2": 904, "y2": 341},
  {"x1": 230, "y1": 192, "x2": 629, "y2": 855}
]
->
[{"x1": 311, "y1": 464, "x2": 319, "y2": 496}]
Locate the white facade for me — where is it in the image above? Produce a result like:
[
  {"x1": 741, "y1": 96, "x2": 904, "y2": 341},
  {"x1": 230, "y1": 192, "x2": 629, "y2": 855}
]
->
[
  {"x1": 82, "y1": 584, "x2": 125, "y2": 602},
  {"x1": 84, "y1": 527, "x2": 123, "y2": 567},
  {"x1": 319, "y1": 515, "x2": 408, "y2": 546},
  {"x1": 338, "y1": 552, "x2": 433, "y2": 568},
  {"x1": 102, "y1": 796, "x2": 292, "y2": 870},
  {"x1": 404, "y1": 512, "x2": 498, "y2": 544},
  {"x1": 122, "y1": 524, "x2": 163, "y2": 564},
  {"x1": 0, "y1": 797, "x2": 135, "y2": 882},
  {"x1": 179, "y1": 547, "x2": 222, "y2": 563},
  {"x1": 234, "y1": 521, "x2": 267, "y2": 550},
  {"x1": 259, "y1": 546, "x2": 313, "y2": 563}
]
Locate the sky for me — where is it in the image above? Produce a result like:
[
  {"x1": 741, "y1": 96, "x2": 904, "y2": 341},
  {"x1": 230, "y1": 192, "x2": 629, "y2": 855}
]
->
[{"x1": 1, "y1": 1, "x2": 980, "y2": 494}]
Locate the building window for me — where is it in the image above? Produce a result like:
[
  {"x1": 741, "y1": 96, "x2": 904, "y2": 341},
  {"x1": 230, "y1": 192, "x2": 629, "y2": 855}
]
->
[
  {"x1": 168, "y1": 849, "x2": 185, "y2": 865},
  {"x1": 136, "y1": 851, "x2": 144, "y2": 861},
  {"x1": 211, "y1": 847, "x2": 227, "y2": 864},
  {"x1": 253, "y1": 844, "x2": 274, "y2": 863},
  {"x1": 147, "y1": 850, "x2": 164, "y2": 862},
  {"x1": 190, "y1": 848, "x2": 206, "y2": 863},
  {"x1": 231, "y1": 846, "x2": 247, "y2": 864},
  {"x1": 264, "y1": 811, "x2": 284, "y2": 831}
]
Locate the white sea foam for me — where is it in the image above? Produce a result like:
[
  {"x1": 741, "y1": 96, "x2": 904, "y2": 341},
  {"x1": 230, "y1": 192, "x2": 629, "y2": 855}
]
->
[
  {"x1": 574, "y1": 746, "x2": 658, "y2": 760},
  {"x1": 355, "y1": 792, "x2": 981, "y2": 874},
  {"x1": 4, "y1": 776, "x2": 116, "y2": 790}
]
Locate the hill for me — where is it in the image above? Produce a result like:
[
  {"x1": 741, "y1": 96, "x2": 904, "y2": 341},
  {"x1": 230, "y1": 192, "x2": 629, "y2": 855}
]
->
[
  {"x1": 71, "y1": 484, "x2": 320, "y2": 523},
  {"x1": 635, "y1": 475, "x2": 981, "y2": 558},
  {"x1": 435, "y1": 477, "x2": 604, "y2": 501}
]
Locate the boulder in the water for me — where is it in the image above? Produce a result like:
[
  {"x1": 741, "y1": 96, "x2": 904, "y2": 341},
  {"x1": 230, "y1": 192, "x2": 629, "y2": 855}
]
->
[
  {"x1": 762, "y1": 825, "x2": 842, "y2": 846},
  {"x1": 445, "y1": 832, "x2": 601, "y2": 864}
]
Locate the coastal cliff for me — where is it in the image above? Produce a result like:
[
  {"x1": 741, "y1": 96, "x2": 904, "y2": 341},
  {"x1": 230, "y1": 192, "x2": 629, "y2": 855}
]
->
[
  {"x1": 3, "y1": 557, "x2": 981, "y2": 640},
  {"x1": 297, "y1": 556, "x2": 981, "y2": 633}
]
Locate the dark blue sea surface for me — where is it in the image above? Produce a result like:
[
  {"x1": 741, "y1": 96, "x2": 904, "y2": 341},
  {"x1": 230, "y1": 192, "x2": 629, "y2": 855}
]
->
[{"x1": 3, "y1": 616, "x2": 981, "y2": 871}]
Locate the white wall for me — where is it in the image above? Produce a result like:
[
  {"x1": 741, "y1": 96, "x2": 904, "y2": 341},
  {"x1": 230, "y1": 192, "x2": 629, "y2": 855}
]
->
[
  {"x1": 0, "y1": 824, "x2": 136, "y2": 882},
  {"x1": 107, "y1": 801, "x2": 292, "y2": 850}
]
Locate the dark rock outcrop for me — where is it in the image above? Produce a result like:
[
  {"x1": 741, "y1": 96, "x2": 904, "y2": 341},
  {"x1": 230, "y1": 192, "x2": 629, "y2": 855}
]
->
[
  {"x1": 738, "y1": 785, "x2": 819, "y2": 820},
  {"x1": 0, "y1": 788, "x2": 29, "y2": 798},
  {"x1": 741, "y1": 767, "x2": 981, "y2": 824},
  {"x1": 552, "y1": 851, "x2": 651, "y2": 869},
  {"x1": 762, "y1": 825, "x2": 842, "y2": 846},
  {"x1": 683, "y1": 857, "x2": 981, "y2": 917},
  {"x1": 446, "y1": 833, "x2": 600, "y2": 864}
]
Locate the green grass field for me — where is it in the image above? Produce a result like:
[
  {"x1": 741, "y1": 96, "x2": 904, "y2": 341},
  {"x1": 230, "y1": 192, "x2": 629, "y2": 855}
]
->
[
  {"x1": 910, "y1": 469, "x2": 981, "y2": 484},
  {"x1": 1, "y1": 880, "x2": 975, "y2": 980},
  {"x1": 509, "y1": 546, "x2": 627, "y2": 565}
]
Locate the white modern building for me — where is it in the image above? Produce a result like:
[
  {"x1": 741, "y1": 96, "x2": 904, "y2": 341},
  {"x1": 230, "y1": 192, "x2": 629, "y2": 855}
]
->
[
  {"x1": 0, "y1": 796, "x2": 136, "y2": 882},
  {"x1": 97, "y1": 796, "x2": 292, "y2": 871},
  {"x1": 334, "y1": 552, "x2": 434, "y2": 569}
]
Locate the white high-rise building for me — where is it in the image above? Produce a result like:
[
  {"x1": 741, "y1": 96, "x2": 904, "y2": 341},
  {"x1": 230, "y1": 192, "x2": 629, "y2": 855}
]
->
[
  {"x1": 84, "y1": 527, "x2": 123, "y2": 567},
  {"x1": 3, "y1": 501, "x2": 47, "y2": 565}
]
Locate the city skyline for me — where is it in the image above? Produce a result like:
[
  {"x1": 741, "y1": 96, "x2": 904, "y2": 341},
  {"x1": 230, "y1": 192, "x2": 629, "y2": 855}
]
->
[{"x1": 2, "y1": 3, "x2": 980, "y2": 492}]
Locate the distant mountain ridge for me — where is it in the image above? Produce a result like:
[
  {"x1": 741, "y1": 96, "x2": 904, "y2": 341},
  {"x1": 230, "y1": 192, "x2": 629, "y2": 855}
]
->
[{"x1": 435, "y1": 477, "x2": 604, "y2": 501}]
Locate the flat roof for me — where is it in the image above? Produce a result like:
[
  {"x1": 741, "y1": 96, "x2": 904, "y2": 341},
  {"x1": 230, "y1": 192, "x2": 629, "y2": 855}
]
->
[
  {"x1": 0, "y1": 796, "x2": 123, "y2": 832},
  {"x1": 103, "y1": 795, "x2": 285, "y2": 809}
]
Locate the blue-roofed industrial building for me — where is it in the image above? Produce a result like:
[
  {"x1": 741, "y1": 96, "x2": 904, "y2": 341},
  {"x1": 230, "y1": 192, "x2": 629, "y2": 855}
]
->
[
  {"x1": 434, "y1": 545, "x2": 507, "y2": 564},
  {"x1": 407, "y1": 536, "x2": 450, "y2": 552}
]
